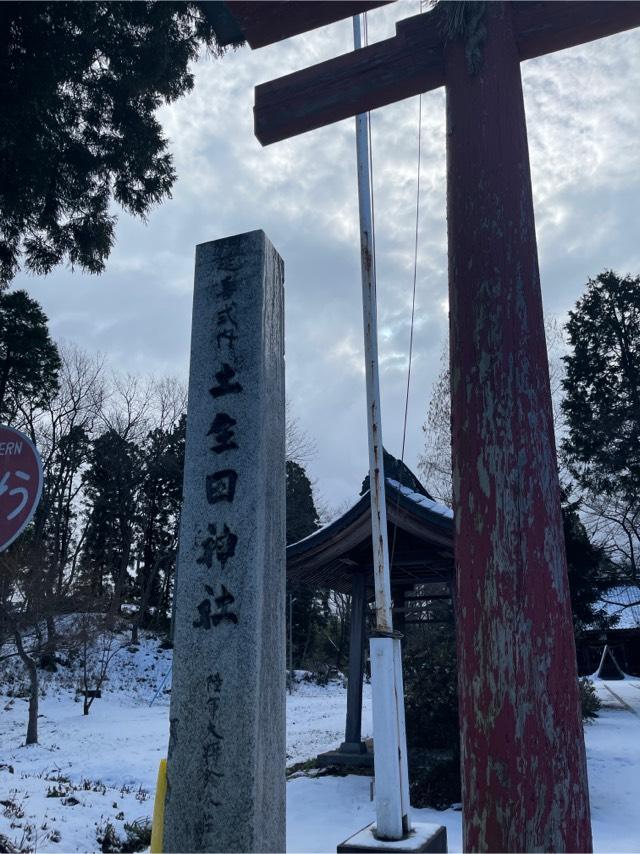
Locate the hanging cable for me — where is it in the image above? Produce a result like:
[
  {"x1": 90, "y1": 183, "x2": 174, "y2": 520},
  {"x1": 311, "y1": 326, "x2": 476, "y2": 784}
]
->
[
  {"x1": 399, "y1": 0, "x2": 427, "y2": 469},
  {"x1": 400, "y1": 93, "x2": 422, "y2": 470},
  {"x1": 360, "y1": 7, "x2": 424, "y2": 588},
  {"x1": 389, "y1": 4, "x2": 424, "y2": 578}
]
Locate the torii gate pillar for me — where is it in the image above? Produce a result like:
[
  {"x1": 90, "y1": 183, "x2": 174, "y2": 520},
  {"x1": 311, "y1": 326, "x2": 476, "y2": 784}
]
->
[{"x1": 446, "y1": 5, "x2": 591, "y2": 851}]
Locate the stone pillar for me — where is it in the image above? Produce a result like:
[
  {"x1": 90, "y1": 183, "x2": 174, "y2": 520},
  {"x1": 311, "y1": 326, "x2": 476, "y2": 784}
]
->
[
  {"x1": 445, "y1": 5, "x2": 591, "y2": 851},
  {"x1": 342, "y1": 572, "x2": 367, "y2": 752},
  {"x1": 164, "y1": 230, "x2": 286, "y2": 853}
]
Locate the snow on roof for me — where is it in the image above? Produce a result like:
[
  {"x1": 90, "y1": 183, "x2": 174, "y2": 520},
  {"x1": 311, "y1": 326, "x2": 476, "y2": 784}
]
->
[
  {"x1": 598, "y1": 586, "x2": 640, "y2": 631},
  {"x1": 289, "y1": 477, "x2": 453, "y2": 550},
  {"x1": 386, "y1": 478, "x2": 454, "y2": 520}
]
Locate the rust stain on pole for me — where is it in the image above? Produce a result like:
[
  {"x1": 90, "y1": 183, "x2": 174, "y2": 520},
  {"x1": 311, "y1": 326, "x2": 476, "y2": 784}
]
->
[{"x1": 445, "y1": 4, "x2": 591, "y2": 851}]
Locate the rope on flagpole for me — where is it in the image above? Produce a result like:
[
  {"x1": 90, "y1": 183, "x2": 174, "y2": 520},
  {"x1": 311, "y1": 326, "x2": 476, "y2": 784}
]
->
[{"x1": 390, "y1": 0, "x2": 425, "y2": 573}]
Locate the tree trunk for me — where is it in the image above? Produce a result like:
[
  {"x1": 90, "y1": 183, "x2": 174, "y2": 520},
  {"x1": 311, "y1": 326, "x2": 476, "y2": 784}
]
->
[
  {"x1": 40, "y1": 614, "x2": 57, "y2": 671},
  {"x1": 14, "y1": 629, "x2": 38, "y2": 745},
  {"x1": 106, "y1": 534, "x2": 132, "y2": 629},
  {"x1": 131, "y1": 555, "x2": 164, "y2": 644},
  {"x1": 445, "y1": 4, "x2": 591, "y2": 851}
]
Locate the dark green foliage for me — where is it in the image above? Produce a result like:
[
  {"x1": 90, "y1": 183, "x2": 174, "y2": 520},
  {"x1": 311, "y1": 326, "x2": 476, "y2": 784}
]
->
[
  {"x1": 579, "y1": 677, "x2": 601, "y2": 722},
  {"x1": 0, "y1": 289, "x2": 60, "y2": 419},
  {"x1": 286, "y1": 460, "x2": 319, "y2": 546},
  {"x1": 404, "y1": 631, "x2": 459, "y2": 751},
  {"x1": 97, "y1": 821, "x2": 120, "y2": 853},
  {"x1": 408, "y1": 752, "x2": 461, "y2": 811},
  {"x1": 0, "y1": 2, "x2": 220, "y2": 286},
  {"x1": 286, "y1": 460, "x2": 328, "y2": 668},
  {"x1": 122, "y1": 820, "x2": 152, "y2": 853},
  {"x1": 80, "y1": 430, "x2": 142, "y2": 599},
  {"x1": 98, "y1": 818, "x2": 151, "y2": 854},
  {"x1": 562, "y1": 270, "x2": 640, "y2": 502},
  {"x1": 404, "y1": 628, "x2": 460, "y2": 808},
  {"x1": 562, "y1": 496, "x2": 616, "y2": 634},
  {"x1": 135, "y1": 416, "x2": 185, "y2": 620},
  {"x1": 360, "y1": 447, "x2": 434, "y2": 499}
]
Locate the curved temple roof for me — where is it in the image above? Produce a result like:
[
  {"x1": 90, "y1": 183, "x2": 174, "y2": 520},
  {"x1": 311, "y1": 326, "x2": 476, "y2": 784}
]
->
[{"x1": 286, "y1": 478, "x2": 454, "y2": 595}]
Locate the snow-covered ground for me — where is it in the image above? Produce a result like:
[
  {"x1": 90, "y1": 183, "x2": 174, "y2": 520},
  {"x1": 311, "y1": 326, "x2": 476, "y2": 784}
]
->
[{"x1": 1, "y1": 632, "x2": 639, "y2": 852}]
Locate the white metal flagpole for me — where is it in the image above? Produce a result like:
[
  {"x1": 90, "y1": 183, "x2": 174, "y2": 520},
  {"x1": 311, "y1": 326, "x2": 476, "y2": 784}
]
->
[{"x1": 352, "y1": 13, "x2": 411, "y2": 842}]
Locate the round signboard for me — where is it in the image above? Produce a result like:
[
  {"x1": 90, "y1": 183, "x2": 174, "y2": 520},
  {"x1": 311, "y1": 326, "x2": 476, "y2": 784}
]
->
[{"x1": 0, "y1": 425, "x2": 43, "y2": 552}]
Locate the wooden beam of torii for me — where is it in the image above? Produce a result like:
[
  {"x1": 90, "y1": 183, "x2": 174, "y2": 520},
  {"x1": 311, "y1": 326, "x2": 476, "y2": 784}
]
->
[
  {"x1": 254, "y1": 1, "x2": 640, "y2": 143},
  {"x1": 230, "y1": 2, "x2": 639, "y2": 852}
]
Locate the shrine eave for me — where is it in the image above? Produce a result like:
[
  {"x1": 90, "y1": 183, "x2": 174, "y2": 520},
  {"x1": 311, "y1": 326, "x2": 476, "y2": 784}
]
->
[{"x1": 286, "y1": 480, "x2": 454, "y2": 594}]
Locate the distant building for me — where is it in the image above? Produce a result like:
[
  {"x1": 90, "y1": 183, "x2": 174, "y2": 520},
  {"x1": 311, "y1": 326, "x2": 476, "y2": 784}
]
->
[{"x1": 577, "y1": 586, "x2": 640, "y2": 677}]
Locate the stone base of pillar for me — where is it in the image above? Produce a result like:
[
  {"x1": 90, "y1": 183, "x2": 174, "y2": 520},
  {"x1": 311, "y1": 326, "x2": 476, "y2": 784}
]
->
[
  {"x1": 317, "y1": 741, "x2": 373, "y2": 769},
  {"x1": 340, "y1": 740, "x2": 369, "y2": 754},
  {"x1": 337, "y1": 822, "x2": 447, "y2": 853}
]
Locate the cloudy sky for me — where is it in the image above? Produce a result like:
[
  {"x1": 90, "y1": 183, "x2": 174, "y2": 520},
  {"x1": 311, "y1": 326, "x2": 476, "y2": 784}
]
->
[{"x1": 14, "y1": 3, "x2": 640, "y2": 511}]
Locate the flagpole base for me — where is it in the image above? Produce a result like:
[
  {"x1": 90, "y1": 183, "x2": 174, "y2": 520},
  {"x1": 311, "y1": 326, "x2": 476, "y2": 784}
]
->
[{"x1": 337, "y1": 821, "x2": 447, "y2": 853}]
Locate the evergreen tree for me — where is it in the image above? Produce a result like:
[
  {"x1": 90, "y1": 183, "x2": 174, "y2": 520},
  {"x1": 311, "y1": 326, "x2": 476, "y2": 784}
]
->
[
  {"x1": 0, "y1": 290, "x2": 60, "y2": 420},
  {"x1": 286, "y1": 460, "x2": 319, "y2": 546},
  {"x1": 286, "y1": 460, "x2": 326, "y2": 668},
  {"x1": 562, "y1": 270, "x2": 640, "y2": 582},
  {"x1": 562, "y1": 270, "x2": 640, "y2": 501},
  {"x1": 80, "y1": 430, "x2": 141, "y2": 604},
  {"x1": 0, "y1": 2, "x2": 221, "y2": 286},
  {"x1": 361, "y1": 447, "x2": 434, "y2": 500},
  {"x1": 562, "y1": 496, "x2": 615, "y2": 634},
  {"x1": 135, "y1": 415, "x2": 186, "y2": 626}
]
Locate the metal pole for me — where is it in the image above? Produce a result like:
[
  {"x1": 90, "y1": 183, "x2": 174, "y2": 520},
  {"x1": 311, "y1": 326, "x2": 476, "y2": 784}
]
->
[
  {"x1": 352, "y1": 14, "x2": 393, "y2": 634},
  {"x1": 352, "y1": 14, "x2": 410, "y2": 842},
  {"x1": 288, "y1": 594, "x2": 294, "y2": 693}
]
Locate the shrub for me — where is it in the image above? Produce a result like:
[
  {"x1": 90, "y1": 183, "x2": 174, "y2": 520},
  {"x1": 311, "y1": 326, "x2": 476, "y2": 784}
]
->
[
  {"x1": 122, "y1": 820, "x2": 152, "y2": 853},
  {"x1": 96, "y1": 819, "x2": 151, "y2": 854},
  {"x1": 403, "y1": 629, "x2": 460, "y2": 808},
  {"x1": 579, "y1": 677, "x2": 601, "y2": 722}
]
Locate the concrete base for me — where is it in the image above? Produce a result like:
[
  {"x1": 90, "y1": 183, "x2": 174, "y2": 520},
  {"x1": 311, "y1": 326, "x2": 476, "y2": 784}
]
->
[
  {"x1": 317, "y1": 742, "x2": 374, "y2": 770},
  {"x1": 337, "y1": 822, "x2": 447, "y2": 853}
]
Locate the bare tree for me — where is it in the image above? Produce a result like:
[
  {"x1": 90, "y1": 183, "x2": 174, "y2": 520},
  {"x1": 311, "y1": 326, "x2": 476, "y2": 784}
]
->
[
  {"x1": 285, "y1": 399, "x2": 317, "y2": 464},
  {"x1": 419, "y1": 343, "x2": 452, "y2": 504},
  {"x1": 100, "y1": 371, "x2": 154, "y2": 443},
  {"x1": 0, "y1": 548, "x2": 44, "y2": 745},
  {"x1": 577, "y1": 493, "x2": 639, "y2": 586},
  {"x1": 151, "y1": 375, "x2": 188, "y2": 433},
  {"x1": 13, "y1": 344, "x2": 107, "y2": 665},
  {"x1": 419, "y1": 317, "x2": 568, "y2": 504},
  {"x1": 76, "y1": 612, "x2": 128, "y2": 715}
]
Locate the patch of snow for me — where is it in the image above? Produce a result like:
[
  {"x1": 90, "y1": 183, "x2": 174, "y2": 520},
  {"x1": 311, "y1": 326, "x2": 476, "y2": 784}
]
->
[
  {"x1": 287, "y1": 678, "x2": 371, "y2": 766},
  {"x1": 288, "y1": 778, "x2": 462, "y2": 853},
  {"x1": 585, "y1": 702, "x2": 640, "y2": 852},
  {"x1": 1, "y1": 632, "x2": 639, "y2": 853},
  {"x1": 386, "y1": 479, "x2": 453, "y2": 520}
]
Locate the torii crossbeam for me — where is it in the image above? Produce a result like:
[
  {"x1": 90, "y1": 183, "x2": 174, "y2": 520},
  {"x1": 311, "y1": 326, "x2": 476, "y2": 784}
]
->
[{"x1": 208, "y1": 2, "x2": 640, "y2": 851}]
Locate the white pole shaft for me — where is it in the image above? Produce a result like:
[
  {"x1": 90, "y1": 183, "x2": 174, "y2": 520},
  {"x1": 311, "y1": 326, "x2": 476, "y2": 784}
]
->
[
  {"x1": 353, "y1": 14, "x2": 411, "y2": 842},
  {"x1": 370, "y1": 638, "x2": 405, "y2": 839},
  {"x1": 352, "y1": 13, "x2": 393, "y2": 633}
]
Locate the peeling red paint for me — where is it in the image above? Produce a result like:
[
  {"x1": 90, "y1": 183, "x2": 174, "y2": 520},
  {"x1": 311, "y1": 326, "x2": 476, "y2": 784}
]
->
[{"x1": 445, "y1": 4, "x2": 591, "y2": 852}]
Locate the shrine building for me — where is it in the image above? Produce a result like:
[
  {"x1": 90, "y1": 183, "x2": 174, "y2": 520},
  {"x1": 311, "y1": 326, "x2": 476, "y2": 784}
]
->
[{"x1": 286, "y1": 456, "x2": 454, "y2": 766}]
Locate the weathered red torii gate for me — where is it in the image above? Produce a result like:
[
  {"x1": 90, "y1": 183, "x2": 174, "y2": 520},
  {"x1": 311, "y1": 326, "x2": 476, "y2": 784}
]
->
[{"x1": 204, "y1": 2, "x2": 640, "y2": 851}]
